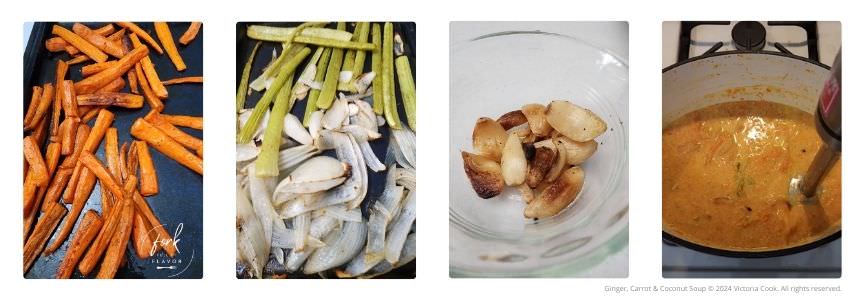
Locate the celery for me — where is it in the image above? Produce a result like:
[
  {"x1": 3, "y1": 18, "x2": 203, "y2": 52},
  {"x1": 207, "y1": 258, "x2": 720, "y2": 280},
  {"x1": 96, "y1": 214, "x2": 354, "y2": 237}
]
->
[
  {"x1": 247, "y1": 25, "x2": 352, "y2": 42},
  {"x1": 293, "y1": 36, "x2": 375, "y2": 50},
  {"x1": 236, "y1": 41, "x2": 261, "y2": 113},
  {"x1": 395, "y1": 55, "x2": 415, "y2": 131},
  {"x1": 371, "y1": 23, "x2": 383, "y2": 115},
  {"x1": 255, "y1": 72, "x2": 295, "y2": 177},
  {"x1": 382, "y1": 22, "x2": 401, "y2": 129},
  {"x1": 316, "y1": 23, "x2": 346, "y2": 110},
  {"x1": 303, "y1": 47, "x2": 332, "y2": 126}
]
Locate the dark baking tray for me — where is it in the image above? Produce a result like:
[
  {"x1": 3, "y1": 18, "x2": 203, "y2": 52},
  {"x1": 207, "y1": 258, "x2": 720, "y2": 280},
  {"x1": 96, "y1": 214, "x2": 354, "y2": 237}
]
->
[
  {"x1": 23, "y1": 22, "x2": 203, "y2": 279},
  {"x1": 235, "y1": 22, "x2": 415, "y2": 279}
]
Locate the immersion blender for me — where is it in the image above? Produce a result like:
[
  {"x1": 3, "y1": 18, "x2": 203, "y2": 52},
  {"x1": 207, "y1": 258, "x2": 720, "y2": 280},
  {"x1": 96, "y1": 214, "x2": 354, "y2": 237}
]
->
[{"x1": 794, "y1": 49, "x2": 841, "y2": 200}]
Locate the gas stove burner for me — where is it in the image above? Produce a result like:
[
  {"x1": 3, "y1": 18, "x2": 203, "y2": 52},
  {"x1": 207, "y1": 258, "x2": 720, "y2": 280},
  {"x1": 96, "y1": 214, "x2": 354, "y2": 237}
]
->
[{"x1": 732, "y1": 21, "x2": 766, "y2": 51}]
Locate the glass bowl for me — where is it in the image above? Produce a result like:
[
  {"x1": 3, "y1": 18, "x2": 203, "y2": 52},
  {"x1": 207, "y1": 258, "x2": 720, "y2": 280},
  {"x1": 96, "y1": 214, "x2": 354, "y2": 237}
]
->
[{"x1": 449, "y1": 29, "x2": 629, "y2": 277}]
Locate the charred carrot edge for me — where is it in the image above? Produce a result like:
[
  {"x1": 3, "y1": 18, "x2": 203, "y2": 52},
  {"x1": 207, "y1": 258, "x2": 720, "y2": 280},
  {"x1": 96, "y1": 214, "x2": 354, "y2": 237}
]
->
[
  {"x1": 96, "y1": 195, "x2": 134, "y2": 279},
  {"x1": 72, "y1": 23, "x2": 124, "y2": 58},
  {"x1": 23, "y1": 136, "x2": 49, "y2": 187},
  {"x1": 107, "y1": 28, "x2": 126, "y2": 42},
  {"x1": 128, "y1": 70, "x2": 139, "y2": 94},
  {"x1": 132, "y1": 191, "x2": 176, "y2": 256},
  {"x1": 80, "y1": 152, "x2": 125, "y2": 201},
  {"x1": 59, "y1": 118, "x2": 78, "y2": 155},
  {"x1": 46, "y1": 165, "x2": 96, "y2": 254},
  {"x1": 23, "y1": 143, "x2": 61, "y2": 239},
  {"x1": 24, "y1": 85, "x2": 42, "y2": 127},
  {"x1": 128, "y1": 34, "x2": 168, "y2": 98},
  {"x1": 154, "y1": 22, "x2": 186, "y2": 71},
  {"x1": 63, "y1": 109, "x2": 113, "y2": 203},
  {"x1": 145, "y1": 112, "x2": 203, "y2": 154},
  {"x1": 40, "y1": 168, "x2": 72, "y2": 213},
  {"x1": 119, "y1": 142, "x2": 129, "y2": 181},
  {"x1": 45, "y1": 37, "x2": 68, "y2": 52},
  {"x1": 77, "y1": 178, "x2": 135, "y2": 275},
  {"x1": 25, "y1": 83, "x2": 54, "y2": 130},
  {"x1": 160, "y1": 114, "x2": 202, "y2": 130},
  {"x1": 132, "y1": 212, "x2": 154, "y2": 259},
  {"x1": 136, "y1": 141, "x2": 159, "y2": 196},
  {"x1": 60, "y1": 80, "x2": 80, "y2": 121},
  {"x1": 74, "y1": 46, "x2": 147, "y2": 95},
  {"x1": 51, "y1": 60, "x2": 69, "y2": 141},
  {"x1": 161, "y1": 76, "x2": 203, "y2": 85},
  {"x1": 116, "y1": 22, "x2": 164, "y2": 54},
  {"x1": 81, "y1": 61, "x2": 118, "y2": 77},
  {"x1": 65, "y1": 55, "x2": 89, "y2": 65},
  {"x1": 32, "y1": 114, "x2": 50, "y2": 149},
  {"x1": 135, "y1": 62, "x2": 164, "y2": 111},
  {"x1": 77, "y1": 92, "x2": 143, "y2": 109},
  {"x1": 131, "y1": 118, "x2": 202, "y2": 175},
  {"x1": 96, "y1": 77, "x2": 126, "y2": 93},
  {"x1": 23, "y1": 201, "x2": 67, "y2": 274},
  {"x1": 93, "y1": 24, "x2": 115, "y2": 36},
  {"x1": 56, "y1": 210, "x2": 103, "y2": 279},
  {"x1": 51, "y1": 25, "x2": 107, "y2": 63},
  {"x1": 179, "y1": 22, "x2": 201, "y2": 45},
  {"x1": 127, "y1": 141, "x2": 140, "y2": 180}
]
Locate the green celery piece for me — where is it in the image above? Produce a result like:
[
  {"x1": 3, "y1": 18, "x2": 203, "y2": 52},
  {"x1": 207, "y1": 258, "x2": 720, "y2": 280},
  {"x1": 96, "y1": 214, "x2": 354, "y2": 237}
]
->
[
  {"x1": 236, "y1": 41, "x2": 261, "y2": 113},
  {"x1": 371, "y1": 23, "x2": 383, "y2": 115},
  {"x1": 303, "y1": 47, "x2": 332, "y2": 126},
  {"x1": 255, "y1": 73, "x2": 295, "y2": 177}
]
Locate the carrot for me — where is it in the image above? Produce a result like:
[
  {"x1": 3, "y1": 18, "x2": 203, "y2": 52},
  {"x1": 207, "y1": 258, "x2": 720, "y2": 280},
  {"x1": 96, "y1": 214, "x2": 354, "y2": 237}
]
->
[
  {"x1": 129, "y1": 34, "x2": 168, "y2": 98},
  {"x1": 96, "y1": 77, "x2": 126, "y2": 93},
  {"x1": 46, "y1": 164, "x2": 96, "y2": 254},
  {"x1": 40, "y1": 168, "x2": 72, "y2": 213},
  {"x1": 80, "y1": 152, "x2": 125, "y2": 201},
  {"x1": 51, "y1": 25, "x2": 107, "y2": 63},
  {"x1": 77, "y1": 92, "x2": 143, "y2": 109},
  {"x1": 160, "y1": 114, "x2": 202, "y2": 130},
  {"x1": 74, "y1": 46, "x2": 148, "y2": 95},
  {"x1": 45, "y1": 37, "x2": 67, "y2": 52},
  {"x1": 25, "y1": 83, "x2": 54, "y2": 130},
  {"x1": 51, "y1": 60, "x2": 69, "y2": 140},
  {"x1": 132, "y1": 212, "x2": 154, "y2": 259},
  {"x1": 72, "y1": 23, "x2": 125, "y2": 58},
  {"x1": 128, "y1": 70, "x2": 139, "y2": 94},
  {"x1": 135, "y1": 62, "x2": 163, "y2": 111},
  {"x1": 119, "y1": 142, "x2": 129, "y2": 181},
  {"x1": 96, "y1": 194, "x2": 133, "y2": 279},
  {"x1": 31, "y1": 113, "x2": 50, "y2": 149},
  {"x1": 161, "y1": 76, "x2": 203, "y2": 85},
  {"x1": 132, "y1": 191, "x2": 176, "y2": 256},
  {"x1": 65, "y1": 55, "x2": 89, "y2": 65},
  {"x1": 24, "y1": 85, "x2": 42, "y2": 127},
  {"x1": 81, "y1": 61, "x2": 118, "y2": 77},
  {"x1": 60, "y1": 80, "x2": 79, "y2": 121},
  {"x1": 105, "y1": 128, "x2": 120, "y2": 180},
  {"x1": 107, "y1": 28, "x2": 126, "y2": 42},
  {"x1": 145, "y1": 112, "x2": 203, "y2": 155},
  {"x1": 116, "y1": 22, "x2": 163, "y2": 54},
  {"x1": 78, "y1": 176, "x2": 136, "y2": 275},
  {"x1": 65, "y1": 45, "x2": 80, "y2": 56},
  {"x1": 59, "y1": 118, "x2": 78, "y2": 155},
  {"x1": 154, "y1": 22, "x2": 186, "y2": 71},
  {"x1": 131, "y1": 118, "x2": 202, "y2": 174},
  {"x1": 179, "y1": 22, "x2": 201, "y2": 45},
  {"x1": 23, "y1": 136, "x2": 49, "y2": 187},
  {"x1": 136, "y1": 141, "x2": 159, "y2": 196},
  {"x1": 23, "y1": 143, "x2": 61, "y2": 240},
  {"x1": 80, "y1": 106, "x2": 104, "y2": 123},
  {"x1": 93, "y1": 24, "x2": 115, "y2": 36},
  {"x1": 23, "y1": 201, "x2": 67, "y2": 274},
  {"x1": 56, "y1": 210, "x2": 103, "y2": 279},
  {"x1": 63, "y1": 109, "x2": 113, "y2": 203}
]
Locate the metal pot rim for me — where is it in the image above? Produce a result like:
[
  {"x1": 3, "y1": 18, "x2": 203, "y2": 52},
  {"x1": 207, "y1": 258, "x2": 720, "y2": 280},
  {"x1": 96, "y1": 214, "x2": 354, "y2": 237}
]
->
[{"x1": 662, "y1": 50, "x2": 830, "y2": 73}]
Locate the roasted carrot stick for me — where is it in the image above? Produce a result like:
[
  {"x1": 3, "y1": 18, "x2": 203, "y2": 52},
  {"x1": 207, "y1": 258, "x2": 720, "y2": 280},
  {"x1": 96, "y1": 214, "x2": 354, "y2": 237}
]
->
[
  {"x1": 179, "y1": 22, "x2": 201, "y2": 45},
  {"x1": 119, "y1": 142, "x2": 129, "y2": 181},
  {"x1": 160, "y1": 114, "x2": 202, "y2": 130},
  {"x1": 59, "y1": 118, "x2": 78, "y2": 155},
  {"x1": 96, "y1": 77, "x2": 126, "y2": 93},
  {"x1": 78, "y1": 176, "x2": 136, "y2": 275},
  {"x1": 81, "y1": 61, "x2": 118, "y2": 77},
  {"x1": 46, "y1": 164, "x2": 96, "y2": 254},
  {"x1": 32, "y1": 113, "x2": 50, "y2": 149},
  {"x1": 93, "y1": 24, "x2": 115, "y2": 36},
  {"x1": 145, "y1": 112, "x2": 203, "y2": 154},
  {"x1": 105, "y1": 128, "x2": 120, "y2": 180},
  {"x1": 154, "y1": 22, "x2": 186, "y2": 71},
  {"x1": 80, "y1": 106, "x2": 104, "y2": 123},
  {"x1": 127, "y1": 141, "x2": 140, "y2": 177},
  {"x1": 45, "y1": 37, "x2": 68, "y2": 52},
  {"x1": 60, "y1": 80, "x2": 80, "y2": 121},
  {"x1": 65, "y1": 45, "x2": 80, "y2": 56},
  {"x1": 23, "y1": 136, "x2": 49, "y2": 187},
  {"x1": 63, "y1": 109, "x2": 114, "y2": 203},
  {"x1": 72, "y1": 23, "x2": 124, "y2": 58},
  {"x1": 24, "y1": 85, "x2": 42, "y2": 127},
  {"x1": 131, "y1": 118, "x2": 202, "y2": 174},
  {"x1": 136, "y1": 141, "x2": 158, "y2": 196},
  {"x1": 56, "y1": 210, "x2": 103, "y2": 279},
  {"x1": 77, "y1": 92, "x2": 143, "y2": 109},
  {"x1": 52, "y1": 25, "x2": 107, "y2": 63},
  {"x1": 23, "y1": 201, "x2": 67, "y2": 274},
  {"x1": 53, "y1": 123, "x2": 89, "y2": 207},
  {"x1": 25, "y1": 83, "x2": 54, "y2": 130},
  {"x1": 107, "y1": 28, "x2": 126, "y2": 42},
  {"x1": 40, "y1": 168, "x2": 72, "y2": 213},
  {"x1": 65, "y1": 55, "x2": 89, "y2": 65},
  {"x1": 80, "y1": 152, "x2": 125, "y2": 201},
  {"x1": 75, "y1": 46, "x2": 147, "y2": 95},
  {"x1": 161, "y1": 76, "x2": 203, "y2": 85},
  {"x1": 129, "y1": 34, "x2": 168, "y2": 98},
  {"x1": 96, "y1": 194, "x2": 134, "y2": 279},
  {"x1": 128, "y1": 69, "x2": 139, "y2": 94},
  {"x1": 132, "y1": 212, "x2": 154, "y2": 259},
  {"x1": 116, "y1": 22, "x2": 163, "y2": 54},
  {"x1": 51, "y1": 60, "x2": 69, "y2": 141},
  {"x1": 135, "y1": 62, "x2": 164, "y2": 111},
  {"x1": 132, "y1": 191, "x2": 176, "y2": 256},
  {"x1": 23, "y1": 142, "x2": 61, "y2": 241}
]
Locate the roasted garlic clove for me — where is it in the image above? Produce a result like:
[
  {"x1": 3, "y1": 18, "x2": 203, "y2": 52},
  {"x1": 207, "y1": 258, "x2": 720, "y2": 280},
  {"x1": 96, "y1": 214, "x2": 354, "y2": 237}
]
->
[
  {"x1": 556, "y1": 136, "x2": 598, "y2": 165},
  {"x1": 501, "y1": 132, "x2": 527, "y2": 186},
  {"x1": 462, "y1": 151, "x2": 504, "y2": 199},
  {"x1": 472, "y1": 117, "x2": 508, "y2": 161},
  {"x1": 521, "y1": 103, "x2": 553, "y2": 137},
  {"x1": 524, "y1": 166, "x2": 585, "y2": 219},
  {"x1": 545, "y1": 139, "x2": 569, "y2": 182},
  {"x1": 526, "y1": 146, "x2": 557, "y2": 188},
  {"x1": 545, "y1": 100, "x2": 607, "y2": 142},
  {"x1": 497, "y1": 110, "x2": 528, "y2": 130}
]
